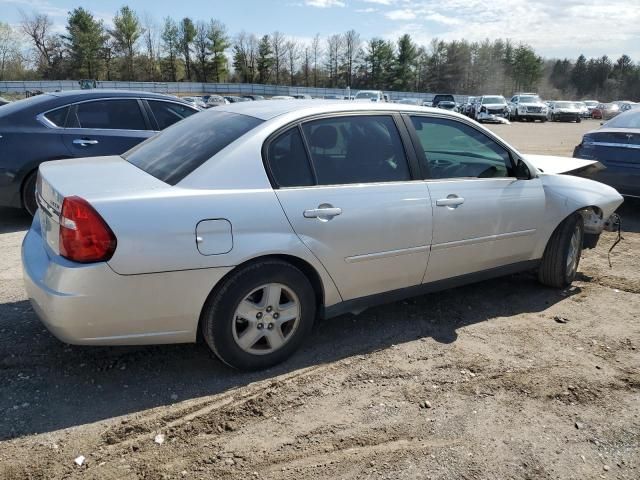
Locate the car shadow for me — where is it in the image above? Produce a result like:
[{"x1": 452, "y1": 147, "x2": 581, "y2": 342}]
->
[
  {"x1": 0, "y1": 207, "x2": 31, "y2": 234},
  {"x1": 616, "y1": 198, "x2": 640, "y2": 234},
  {"x1": 0, "y1": 271, "x2": 579, "y2": 441}
]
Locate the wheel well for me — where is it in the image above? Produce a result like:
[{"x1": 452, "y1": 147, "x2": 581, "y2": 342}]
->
[
  {"x1": 577, "y1": 206, "x2": 604, "y2": 234},
  {"x1": 195, "y1": 254, "x2": 326, "y2": 343}
]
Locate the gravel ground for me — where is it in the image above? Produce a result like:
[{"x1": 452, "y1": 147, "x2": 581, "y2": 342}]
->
[{"x1": 0, "y1": 120, "x2": 638, "y2": 480}]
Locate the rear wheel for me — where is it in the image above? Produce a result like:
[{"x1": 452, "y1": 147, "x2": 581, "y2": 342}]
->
[
  {"x1": 200, "y1": 260, "x2": 316, "y2": 370},
  {"x1": 21, "y1": 171, "x2": 38, "y2": 216},
  {"x1": 538, "y1": 213, "x2": 584, "y2": 288}
]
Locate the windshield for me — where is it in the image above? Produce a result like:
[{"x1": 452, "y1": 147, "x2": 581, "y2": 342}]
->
[
  {"x1": 482, "y1": 96, "x2": 506, "y2": 104},
  {"x1": 584, "y1": 101, "x2": 598, "y2": 107},
  {"x1": 604, "y1": 109, "x2": 640, "y2": 129},
  {"x1": 519, "y1": 96, "x2": 541, "y2": 103},
  {"x1": 123, "y1": 110, "x2": 263, "y2": 185},
  {"x1": 355, "y1": 91, "x2": 378, "y2": 99},
  {"x1": 555, "y1": 101, "x2": 576, "y2": 108}
]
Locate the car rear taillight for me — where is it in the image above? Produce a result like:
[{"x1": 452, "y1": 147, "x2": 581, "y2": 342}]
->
[{"x1": 59, "y1": 196, "x2": 117, "y2": 263}]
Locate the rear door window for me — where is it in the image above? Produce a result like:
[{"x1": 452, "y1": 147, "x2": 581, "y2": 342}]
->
[
  {"x1": 71, "y1": 99, "x2": 147, "y2": 130},
  {"x1": 267, "y1": 127, "x2": 315, "y2": 187},
  {"x1": 300, "y1": 115, "x2": 411, "y2": 185},
  {"x1": 123, "y1": 110, "x2": 262, "y2": 185},
  {"x1": 148, "y1": 100, "x2": 198, "y2": 130},
  {"x1": 43, "y1": 106, "x2": 69, "y2": 127}
]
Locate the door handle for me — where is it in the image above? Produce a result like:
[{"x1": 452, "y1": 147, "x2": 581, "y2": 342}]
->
[
  {"x1": 73, "y1": 139, "x2": 99, "y2": 146},
  {"x1": 303, "y1": 206, "x2": 342, "y2": 219},
  {"x1": 436, "y1": 196, "x2": 465, "y2": 207}
]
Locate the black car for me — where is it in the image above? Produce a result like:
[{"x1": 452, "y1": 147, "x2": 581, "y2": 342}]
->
[
  {"x1": 431, "y1": 94, "x2": 456, "y2": 108},
  {"x1": 243, "y1": 95, "x2": 265, "y2": 101},
  {"x1": 573, "y1": 108, "x2": 640, "y2": 197},
  {"x1": 0, "y1": 90, "x2": 199, "y2": 214}
]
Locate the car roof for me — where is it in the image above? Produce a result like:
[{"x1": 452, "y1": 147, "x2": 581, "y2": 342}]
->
[
  {"x1": 214, "y1": 99, "x2": 461, "y2": 121},
  {"x1": 46, "y1": 89, "x2": 183, "y2": 100}
]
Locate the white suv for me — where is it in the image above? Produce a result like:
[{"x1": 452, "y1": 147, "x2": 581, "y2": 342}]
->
[
  {"x1": 354, "y1": 90, "x2": 387, "y2": 102},
  {"x1": 509, "y1": 93, "x2": 548, "y2": 122}
]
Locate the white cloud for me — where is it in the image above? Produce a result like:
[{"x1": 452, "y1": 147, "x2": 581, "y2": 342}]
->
[
  {"x1": 385, "y1": 9, "x2": 416, "y2": 20},
  {"x1": 305, "y1": 0, "x2": 346, "y2": 7},
  {"x1": 362, "y1": 0, "x2": 395, "y2": 4},
  {"x1": 356, "y1": 7, "x2": 379, "y2": 12},
  {"x1": 380, "y1": 0, "x2": 640, "y2": 59}
]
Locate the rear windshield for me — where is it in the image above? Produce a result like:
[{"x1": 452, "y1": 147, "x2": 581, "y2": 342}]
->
[
  {"x1": 604, "y1": 109, "x2": 640, "y2": 129},
  {"x1": 123, "y1": 110, "x2": 263, "y2": 185}
]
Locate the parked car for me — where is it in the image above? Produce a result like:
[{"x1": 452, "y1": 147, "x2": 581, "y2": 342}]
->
[
  {"x1": 206, "y1": 95, "x2": 229, "y2": 107},
  {"x1": 224, "y1": 96, "x2": 248, "y2": 103},
  {"x1": 573, "y1": 107, "x2": 640, "y2": 197},
  {"x1": 323, "y1": 94, "x2": 343, "y2": 100},
  {"x1": 396, "y1": 98, "x2": 422, "y2": 105},
  {"x1": 0, "y1": 90, "x2": 199, "y2": 215},
  {"x1": 475, "y1": 95, "x2": 509, "y2": 122},
  {"x1": 592, "y1": 103, "x2": 605, "y2": 120},
  {"x1": 461, "y1": 96, "x2": 477, "y2": 117},
  {"x1": 509, "y1": 93, "x2": 548, "y2": 122},
  {"x1": 548, "y1": 101, "x2": 582, "y2": 123},
  {"x1": 292, "y1": 94, "x2": 312, "y2": 99},
  {"x1": 243, "y1": 95, "x2": 265, "y2": 101},
  {"x1": 354, "y1": 90, "x2": 386, "y2": 102},
  {"x1": 431, "y1": 94, "x2": 456, "y2": 108},
  {"x1": 181, "y1": 96, "x2": 206, "y2": 109},
  {"x1": 0, "y1": 97, "x2": 11, "y2": 106},
  {"x1": 575, "y1": 102, "x2": 590, "y2": 118},
  {"x1": 583, "y1": 100, "x2": 599, "y2": 117},
  {"x1": 619, "y1": 101, "x2": 638, "y2": 114},
  {"x1": 23, "y1": 101, "x2": 622, "y2": 370},
  {"x1": 601, "y1": 103, "x2": 621, "y2": 120}
]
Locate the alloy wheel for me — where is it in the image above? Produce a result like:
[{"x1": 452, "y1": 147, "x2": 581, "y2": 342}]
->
[{"x1": 231, "y1": 283, "x2": 301, "y2": 355}]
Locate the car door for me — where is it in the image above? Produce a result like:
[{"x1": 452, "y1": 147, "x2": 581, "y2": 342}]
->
[
  {"x1": 405, "y1": 114, "x2": 545, "y2": 283},
  {"x1": 267, "y1": 114, "x2": 433, "y2": 301},
  {"x1": 61, "y1": 98, "x2": 154, "y2": 158}
]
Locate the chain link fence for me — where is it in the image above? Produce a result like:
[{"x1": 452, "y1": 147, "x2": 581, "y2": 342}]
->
[{"x1": 0, "y1": 80, "x2": 467, "y2": 103}]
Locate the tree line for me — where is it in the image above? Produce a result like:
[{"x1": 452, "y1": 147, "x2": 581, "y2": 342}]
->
[{"x1": 0, "y1": 6, "x2": 638, "y2": 101}]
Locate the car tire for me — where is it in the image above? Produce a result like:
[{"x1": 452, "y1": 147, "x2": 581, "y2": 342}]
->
[
  {"x1": 576, "y1": 117, "x2": 582, "y2": 123},
  {"x1": 538, "y1": 213, "x2": 584, "y2": 288},
  {"x1": 200, "y1": 259, "x2": 316, "y2": 370},
  {"x1": 21, "y1": 171, "x2": 38, "y2": 216}
]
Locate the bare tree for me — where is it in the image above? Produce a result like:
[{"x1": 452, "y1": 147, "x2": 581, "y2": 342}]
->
[
  {"x1": 342, "y1": 29, "x2": 361, "y2": 87},
  {"x1": 232, "y1": 31, "x2": 258, "y2": 82},
  {"x1": 302, "y1": 44, "x2": 311, "y2": 86},
  {"x1": 326, "y1": 34, "x2": 343, "y2": 87},
  {"x1": 20, "y1": 11, "x2": 57, "y2": 76},
  {"x1": 286, "y1": 39, "x2": 299, "y2": 86},
  {"x1": 141, "y1": 13, "x2": 160, "y2": 81},
  {"x1": 312, "y1": 33, "x2": 321, "y2": 87},
  {"x1": 271, "y1": 31, "x2": 287, "y2": 85},
  {"x1": 0, "y1": 22, "x2": 21, "y2": 80},
  {"x1": 193, "y1": 21, "x2": 209, "y2": 81}
]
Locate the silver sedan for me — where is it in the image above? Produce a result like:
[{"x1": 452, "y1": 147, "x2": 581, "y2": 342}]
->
[{"x1": 23, "y1": 101, "x2": 623, "y2": 369}]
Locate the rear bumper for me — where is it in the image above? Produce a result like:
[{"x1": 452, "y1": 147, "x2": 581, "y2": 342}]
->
[{"x1": 22, "y1": 213, "x2": 233, "y2": 345}]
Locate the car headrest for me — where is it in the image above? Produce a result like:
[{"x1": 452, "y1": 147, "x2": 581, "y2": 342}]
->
[{"x1": 310, "y1": 125, "x2": 338, "y2": 150}]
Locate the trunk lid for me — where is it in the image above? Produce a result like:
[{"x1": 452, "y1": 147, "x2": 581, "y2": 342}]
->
[{"x1": 36, "y1": 155, "x2": 169, "y2": 255}]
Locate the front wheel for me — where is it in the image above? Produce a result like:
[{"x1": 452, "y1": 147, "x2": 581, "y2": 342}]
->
[
  {"x1": 200, "y1": 260, "x2": 316, "y2": 370},
  {"x1": 538, "y1": 213, "x2": 584, "y2": 288},
  {"x1": 21, "y1": 171, "x2": 38, "y2": 216}
]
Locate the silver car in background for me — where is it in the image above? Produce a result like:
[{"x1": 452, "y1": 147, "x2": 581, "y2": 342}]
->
[{"x1": 23, "y1": 101, "x2": 623, "y2": 370}]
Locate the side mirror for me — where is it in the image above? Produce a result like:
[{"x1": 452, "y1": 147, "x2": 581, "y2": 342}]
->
[{"x1": 515, "y1": 158, "x2": 532, "y2": 180}]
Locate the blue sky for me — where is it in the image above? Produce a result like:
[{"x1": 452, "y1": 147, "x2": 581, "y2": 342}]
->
[{"x1": 2, "y1": 0, "x2": 639, "y2": 59}]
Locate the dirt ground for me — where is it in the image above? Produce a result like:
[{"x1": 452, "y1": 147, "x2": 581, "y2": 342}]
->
[{"x1": 0, "y1": 120, "x2": 638, "y2": 480}]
